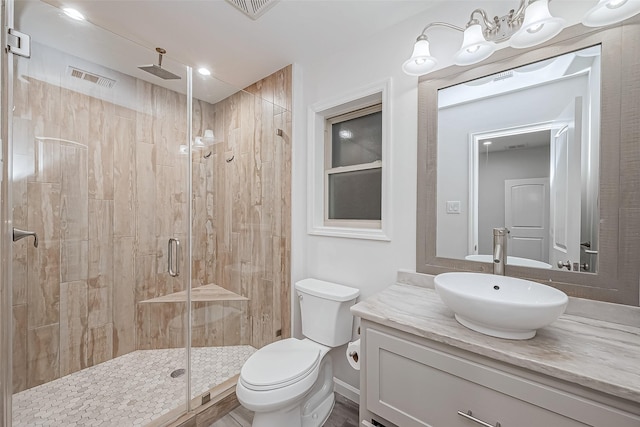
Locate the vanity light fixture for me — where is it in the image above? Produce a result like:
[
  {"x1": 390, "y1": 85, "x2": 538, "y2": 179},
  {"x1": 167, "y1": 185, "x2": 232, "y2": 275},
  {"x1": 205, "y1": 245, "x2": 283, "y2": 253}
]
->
[{"x1": 402, "y1": 0, "x2": 640, "y2": 76}]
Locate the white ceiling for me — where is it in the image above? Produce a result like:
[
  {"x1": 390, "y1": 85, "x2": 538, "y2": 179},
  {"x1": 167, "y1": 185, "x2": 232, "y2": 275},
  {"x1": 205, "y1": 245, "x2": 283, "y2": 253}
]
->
[
  {"x1": 14, "y1": 0, "x2": 600, "y2": 104},
  {"x1": 18, "y1": 0, "x2": 445, "y2": 101}
]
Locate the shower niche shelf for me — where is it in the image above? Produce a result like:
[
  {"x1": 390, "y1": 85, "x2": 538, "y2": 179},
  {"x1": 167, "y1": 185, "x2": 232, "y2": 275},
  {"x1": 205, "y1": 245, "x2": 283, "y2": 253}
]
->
[{"x1": 140, "y1": 284, "x2": 249, "y2": 304}]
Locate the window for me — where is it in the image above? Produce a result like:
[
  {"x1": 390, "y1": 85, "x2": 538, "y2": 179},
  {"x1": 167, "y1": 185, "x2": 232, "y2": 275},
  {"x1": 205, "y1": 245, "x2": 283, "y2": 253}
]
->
[
  {"x1": 307, "y1": 79, "x2": 391, "y2": 241},
  {"x1": 325, "y1": 105, "x2": 382, "y2": 228}
]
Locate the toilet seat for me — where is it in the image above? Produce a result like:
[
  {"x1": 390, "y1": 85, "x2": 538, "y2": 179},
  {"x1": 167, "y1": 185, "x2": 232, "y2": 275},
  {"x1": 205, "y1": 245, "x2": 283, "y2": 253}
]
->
[{"x1": 240, "y1": 339, "x2": 323, "y2": 391}]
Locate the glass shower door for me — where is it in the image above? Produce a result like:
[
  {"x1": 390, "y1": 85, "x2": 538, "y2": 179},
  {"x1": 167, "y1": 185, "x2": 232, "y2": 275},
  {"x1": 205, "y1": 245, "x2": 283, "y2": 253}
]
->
[
  {"x1": 4, "y1": 1, "x2": 192, "y2": 425},
  {"x1": 188, "y1": 67, "x2": 293, "y2": 409}
]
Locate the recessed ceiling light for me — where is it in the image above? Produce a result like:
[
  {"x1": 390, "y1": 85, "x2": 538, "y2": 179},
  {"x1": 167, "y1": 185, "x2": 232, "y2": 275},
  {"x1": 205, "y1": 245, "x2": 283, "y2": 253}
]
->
[
  {"x1": 63, "y1": 8, "x2": 85, "y2": 21},
  {"x1": 483, "y1": 141, "x2": 492, "y2": 146},
  {"x1": 339, "y1": 129, "x2": 353, "y2": 140},
  {"x1": 198, "y1": 68, "x2": 211, "y2": 76}
]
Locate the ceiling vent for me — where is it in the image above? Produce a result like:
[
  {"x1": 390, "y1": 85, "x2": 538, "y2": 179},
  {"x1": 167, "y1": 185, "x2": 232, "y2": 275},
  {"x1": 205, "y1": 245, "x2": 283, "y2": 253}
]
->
[
  {"x1": 225, "y1": 0, "x2": 279, "y2": 20},
  {"x1": 67, "y1": 66, "x2": 116, "y2": 88}
]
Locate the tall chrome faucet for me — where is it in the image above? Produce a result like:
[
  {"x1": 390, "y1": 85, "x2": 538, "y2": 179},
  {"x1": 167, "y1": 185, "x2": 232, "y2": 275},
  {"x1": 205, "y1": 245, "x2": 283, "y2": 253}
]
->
[{"x1": 493, "y1": 228, "x2": 507, "y2": 275}]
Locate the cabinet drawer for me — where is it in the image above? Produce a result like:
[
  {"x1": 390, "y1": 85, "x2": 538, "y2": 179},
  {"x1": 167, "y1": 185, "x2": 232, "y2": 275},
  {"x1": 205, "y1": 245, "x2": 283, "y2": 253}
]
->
[{"x1": 365, "y1": 328, "x2": 639, "y2": 427}]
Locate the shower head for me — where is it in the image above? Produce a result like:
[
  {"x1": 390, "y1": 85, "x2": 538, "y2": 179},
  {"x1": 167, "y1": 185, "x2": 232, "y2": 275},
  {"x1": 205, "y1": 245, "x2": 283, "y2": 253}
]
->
[
  {"x1": 139, "y1": 65, "x2": 181, "y2": 80},
  {"x1": 138, "y1": 47, "x2": 181, "y2": 80}
]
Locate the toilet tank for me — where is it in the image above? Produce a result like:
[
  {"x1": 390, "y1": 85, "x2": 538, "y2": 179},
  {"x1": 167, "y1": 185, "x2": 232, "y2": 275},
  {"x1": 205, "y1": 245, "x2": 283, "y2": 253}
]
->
[{"x1": 295, "y1": 278, "x2": 360, "y2": 347}]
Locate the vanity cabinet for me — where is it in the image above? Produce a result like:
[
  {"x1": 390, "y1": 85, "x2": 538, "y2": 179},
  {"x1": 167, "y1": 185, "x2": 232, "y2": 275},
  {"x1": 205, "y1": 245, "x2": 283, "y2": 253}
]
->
[{"x1": 360, "y1": 321, "x2": 640, "y2": 427}]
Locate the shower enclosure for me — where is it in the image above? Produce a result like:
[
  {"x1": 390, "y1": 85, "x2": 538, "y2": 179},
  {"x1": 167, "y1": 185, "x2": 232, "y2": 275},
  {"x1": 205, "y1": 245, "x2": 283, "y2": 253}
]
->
[{"x1": 0, "y1": 1, "x2": 291, "y2": 426}]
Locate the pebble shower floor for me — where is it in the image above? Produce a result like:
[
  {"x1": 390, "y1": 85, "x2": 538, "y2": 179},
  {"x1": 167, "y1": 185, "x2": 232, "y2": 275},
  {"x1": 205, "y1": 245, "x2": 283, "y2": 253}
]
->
[{"x1": 12, "y1": 345, "x2": 255, "y2": 426}]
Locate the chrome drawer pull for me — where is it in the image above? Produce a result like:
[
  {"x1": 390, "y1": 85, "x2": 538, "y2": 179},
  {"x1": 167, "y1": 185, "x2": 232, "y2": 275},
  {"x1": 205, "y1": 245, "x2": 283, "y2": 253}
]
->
[{"x1": 457, "y1": 410, "x2": 501, "y2": 427}]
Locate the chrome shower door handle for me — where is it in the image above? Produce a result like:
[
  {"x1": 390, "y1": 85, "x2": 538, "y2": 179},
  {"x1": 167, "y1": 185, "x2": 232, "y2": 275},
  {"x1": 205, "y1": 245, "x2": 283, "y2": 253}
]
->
[
  {"x1": 168, "y1": 238, "x2": 181, "y2": 277},
  {"x1": 13, "y1": 228, "x2": 38, "y2": 248}
]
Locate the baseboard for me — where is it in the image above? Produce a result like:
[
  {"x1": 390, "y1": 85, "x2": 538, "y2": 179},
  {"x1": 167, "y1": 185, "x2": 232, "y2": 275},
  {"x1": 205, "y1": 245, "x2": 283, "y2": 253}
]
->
[{"x1": 333, "y1": 377, "x2": 360, "y2": 403}]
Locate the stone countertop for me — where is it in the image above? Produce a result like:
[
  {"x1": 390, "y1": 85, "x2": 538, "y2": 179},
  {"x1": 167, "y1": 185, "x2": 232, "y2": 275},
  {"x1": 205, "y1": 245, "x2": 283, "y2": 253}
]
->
[{"x1": 351, "y1": 283, "x2": 640, "y2": 404}]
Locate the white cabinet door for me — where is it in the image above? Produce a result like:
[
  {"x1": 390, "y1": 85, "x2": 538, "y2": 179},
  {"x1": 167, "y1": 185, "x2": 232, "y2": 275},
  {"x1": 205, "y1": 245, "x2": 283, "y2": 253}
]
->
[{"x1": 365, "y1": 327, "x2": 640, "y2": 427}]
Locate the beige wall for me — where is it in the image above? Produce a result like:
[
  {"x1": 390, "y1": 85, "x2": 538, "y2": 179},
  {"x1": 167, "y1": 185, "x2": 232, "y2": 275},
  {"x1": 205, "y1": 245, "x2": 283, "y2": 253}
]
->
[{"x1": 11, "y1": 46, "x2": 291, "y2": 393}]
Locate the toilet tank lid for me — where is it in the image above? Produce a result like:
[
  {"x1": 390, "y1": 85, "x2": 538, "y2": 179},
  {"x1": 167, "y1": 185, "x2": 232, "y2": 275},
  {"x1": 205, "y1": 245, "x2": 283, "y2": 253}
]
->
[{"x1": 295, "y1": 279, "x2": 360, "y2": 302}]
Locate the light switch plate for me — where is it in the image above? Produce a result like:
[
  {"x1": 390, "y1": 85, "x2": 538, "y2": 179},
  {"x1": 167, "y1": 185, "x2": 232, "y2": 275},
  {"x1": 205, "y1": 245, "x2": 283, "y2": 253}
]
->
[{"x1": 446, "y1": 201, "x2": 461, "y2": 214}]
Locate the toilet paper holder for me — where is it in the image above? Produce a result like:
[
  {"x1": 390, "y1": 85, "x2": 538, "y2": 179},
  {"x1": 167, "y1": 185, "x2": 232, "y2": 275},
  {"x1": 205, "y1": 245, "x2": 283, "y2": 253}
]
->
[{"x1": 346, "y1": 338, "x2": 361, "y2": 370}]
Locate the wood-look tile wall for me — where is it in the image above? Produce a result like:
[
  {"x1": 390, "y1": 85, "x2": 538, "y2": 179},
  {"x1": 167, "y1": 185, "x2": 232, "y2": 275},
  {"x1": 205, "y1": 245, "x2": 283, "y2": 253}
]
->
[
  {"x1": 192, "y1": 66, "x2": 292, "y2": 350},
  {"x1": 11, "y1": 48, "x2": 291, "y2": 393}
]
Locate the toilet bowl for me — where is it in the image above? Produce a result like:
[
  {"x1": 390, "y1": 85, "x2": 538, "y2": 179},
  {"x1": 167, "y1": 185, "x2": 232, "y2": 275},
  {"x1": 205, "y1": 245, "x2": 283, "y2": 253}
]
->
[
  {"x1": 236, "y1": 278, "x2": 359, "y2": 427},
  {"x1": 236, "y1": 338, "x2": 334, "y2": 427}
]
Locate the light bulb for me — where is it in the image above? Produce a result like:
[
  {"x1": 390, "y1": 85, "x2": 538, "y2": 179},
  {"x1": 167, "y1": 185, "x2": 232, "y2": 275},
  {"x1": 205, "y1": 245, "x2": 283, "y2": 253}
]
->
[
  {"x1": 583, "y1": 0, "x2": 640, "y2": 27},
  {"x1": 608, "y1": 0, "x2": 628, "y2": 8},
  {"x1": 527, "y1": 23, "x2": 544, "y2": 34}
]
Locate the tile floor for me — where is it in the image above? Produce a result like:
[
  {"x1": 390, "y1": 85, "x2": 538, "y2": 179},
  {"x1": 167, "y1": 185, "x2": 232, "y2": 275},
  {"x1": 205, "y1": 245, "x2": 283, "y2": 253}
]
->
[{"x1": 13, "y1": 346, "x2": 255, "y2": 427}]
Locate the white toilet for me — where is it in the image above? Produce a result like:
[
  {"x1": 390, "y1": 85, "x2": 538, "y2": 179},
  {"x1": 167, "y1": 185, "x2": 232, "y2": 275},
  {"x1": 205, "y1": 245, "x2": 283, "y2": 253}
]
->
[{"x1": 236, "y1": 278, "x2": 359, "y2": 427}]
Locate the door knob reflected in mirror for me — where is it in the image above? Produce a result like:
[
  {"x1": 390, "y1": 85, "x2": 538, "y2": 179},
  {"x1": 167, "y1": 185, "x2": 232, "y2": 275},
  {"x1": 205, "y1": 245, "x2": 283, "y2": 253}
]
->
[
  {"x1": 557, "y1": 260, "x2": 571, "y2": 270},
  {"x1": 13, "y1": 228, "x2": 38, "y2": 248}
]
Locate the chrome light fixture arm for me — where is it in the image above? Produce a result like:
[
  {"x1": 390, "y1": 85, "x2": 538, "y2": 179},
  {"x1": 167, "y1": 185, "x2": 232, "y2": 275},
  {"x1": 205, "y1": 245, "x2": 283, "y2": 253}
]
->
[
  {"x1": 470, "y1": 1, "x2": 533, "y2": 43},
  {"x1": 419, "y1": 22, "x2": 464, "y2": 37},
  {"x1": 510, "y1": 0, "x2": 529, "y2": 25},
  {"x1": 468, "y1": 8, "x2": 499, "y2": 32}
]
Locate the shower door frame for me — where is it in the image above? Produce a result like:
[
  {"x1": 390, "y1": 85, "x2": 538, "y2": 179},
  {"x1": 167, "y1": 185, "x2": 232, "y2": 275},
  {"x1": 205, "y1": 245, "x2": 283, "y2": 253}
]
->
[{"x1": 1, "y1": 0, "x2": 16, "y2": 424}]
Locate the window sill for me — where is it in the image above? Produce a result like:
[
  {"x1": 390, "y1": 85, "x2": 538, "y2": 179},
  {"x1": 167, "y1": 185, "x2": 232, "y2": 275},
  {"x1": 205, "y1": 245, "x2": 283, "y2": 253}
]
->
[{"x1": 308, "y1": 225, "x2": 390, "y2": 241}]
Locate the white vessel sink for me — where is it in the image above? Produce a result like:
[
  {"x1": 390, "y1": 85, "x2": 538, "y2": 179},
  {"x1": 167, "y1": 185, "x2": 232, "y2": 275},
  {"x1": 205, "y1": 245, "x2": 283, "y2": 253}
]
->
[
  {"x1": 434, "y1": 272, "x2": 568, "y2": 340},
  {"x1": 464, "y1": 254, "x2": 552, "y2": 269}
]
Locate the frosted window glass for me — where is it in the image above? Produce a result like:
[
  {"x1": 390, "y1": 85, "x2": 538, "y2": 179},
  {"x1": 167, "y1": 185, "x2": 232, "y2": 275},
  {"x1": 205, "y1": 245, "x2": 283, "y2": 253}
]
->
[
  {"x1": 331, "y1": 111, "x2": 382, "y2": 167},
  {"x1": 328, "y1": 168, "x2": 381, "y2": 220}
]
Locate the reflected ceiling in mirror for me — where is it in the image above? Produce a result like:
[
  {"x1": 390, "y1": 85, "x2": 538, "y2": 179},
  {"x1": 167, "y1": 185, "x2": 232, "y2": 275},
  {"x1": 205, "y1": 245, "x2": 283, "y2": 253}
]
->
[{"x1": 436, "y1": 45, "x2": 601, "y2": 273}]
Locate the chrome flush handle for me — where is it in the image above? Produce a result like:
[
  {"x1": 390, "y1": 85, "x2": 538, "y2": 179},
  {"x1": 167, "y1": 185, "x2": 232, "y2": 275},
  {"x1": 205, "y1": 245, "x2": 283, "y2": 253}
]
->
[{"x1": 13, "y1": 228, "x2": 38, "y2": 248}]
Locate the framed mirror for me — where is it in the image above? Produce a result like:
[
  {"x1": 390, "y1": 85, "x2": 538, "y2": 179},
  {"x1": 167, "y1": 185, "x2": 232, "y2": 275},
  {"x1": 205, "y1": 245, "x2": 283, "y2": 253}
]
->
[
  {"x1": 437, "y1": 45, "x2": 601, "y2": 274},
  {"x1": 417, "y1": 19, "x2": 640, "y2": 306}
]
